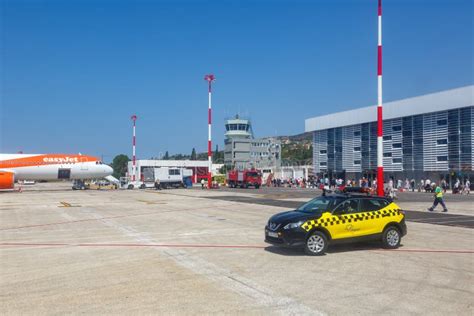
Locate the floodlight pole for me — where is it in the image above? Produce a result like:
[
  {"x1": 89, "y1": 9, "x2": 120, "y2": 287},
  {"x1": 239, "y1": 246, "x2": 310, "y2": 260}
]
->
[
  {"x1": 204, "y1": 74, "x2": 215, "y2": 189},
  {"x1": 131, "y1": 114, "x2": 137, "y2": 182},
  {"x1": 376, "y1": 0, "x2": 384, "y2": 196}
]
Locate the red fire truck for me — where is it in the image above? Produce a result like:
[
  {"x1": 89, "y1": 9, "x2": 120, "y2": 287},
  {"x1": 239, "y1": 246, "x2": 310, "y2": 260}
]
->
[{"x1": 227, "y1": 169, "x2": 262, "y2": 189}]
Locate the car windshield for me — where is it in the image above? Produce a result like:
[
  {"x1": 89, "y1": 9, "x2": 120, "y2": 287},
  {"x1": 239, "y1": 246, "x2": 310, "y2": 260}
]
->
[{"x1": 297, "y1": 196, "x2": 343, "y2": 213}]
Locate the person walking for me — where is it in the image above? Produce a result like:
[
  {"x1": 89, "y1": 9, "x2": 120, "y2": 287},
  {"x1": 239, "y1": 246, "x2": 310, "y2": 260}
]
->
[
  {"x1": 428, "y1": 183, "x2": 448, "y2": 212},
  {"x1": 404, "y1": 178, "x2": 410, "y2": 191},
  {"x1": 453, "y1": 178, "x2": 461, "y2": 194},
  {"x1": 154, "y1": 178, "x2": 161, "y2": 190},
  {"x1": 425, "y1": 178, "x2": 431, "y2": 192},
  {"x1": 201, "y1": 178, "x2": 205, "y2": 189},
  {"x1": 463, "y1": 179, "x2": 470, "y2": 195}
]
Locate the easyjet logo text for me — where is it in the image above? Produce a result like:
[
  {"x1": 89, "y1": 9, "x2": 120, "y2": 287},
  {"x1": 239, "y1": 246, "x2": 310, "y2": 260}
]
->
[{"x1": 43, "y1": 157, "x2": 79, "y2": 163}]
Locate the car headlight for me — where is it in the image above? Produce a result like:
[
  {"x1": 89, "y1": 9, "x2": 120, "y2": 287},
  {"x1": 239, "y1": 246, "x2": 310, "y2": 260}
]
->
[{"x1": 283, "y1": 221, "x2": 304, "y2": 230}]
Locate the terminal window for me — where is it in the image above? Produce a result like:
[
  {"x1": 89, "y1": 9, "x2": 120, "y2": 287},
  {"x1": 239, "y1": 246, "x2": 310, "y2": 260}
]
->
[
  {"x1": 383, "y1": 136, "x2": 392, "y2": 141},
  {"x1": 437, "y1": 139, "x2": 448, "y2": 145},
  {"x1": 169, "y1": 169, "x2": 180, "y2": 175},
  {"x1": 437, "y1": 119, "x2": 447, "y2": 126},
  {"x1": 437, "y1": 156, "x2": 448, "y2": 162}
]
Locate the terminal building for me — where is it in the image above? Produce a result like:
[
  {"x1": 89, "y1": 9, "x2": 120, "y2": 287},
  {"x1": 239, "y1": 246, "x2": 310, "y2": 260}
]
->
[
  {"x1": 224, "y1": 115, "x2": 281, "y2": 171},
  {"x1": 305, "y1": 86, "x2": 474, "y2": 184}
]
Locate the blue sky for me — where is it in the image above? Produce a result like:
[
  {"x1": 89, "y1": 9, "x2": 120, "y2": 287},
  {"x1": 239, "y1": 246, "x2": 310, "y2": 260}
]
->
[{"x1": 1, "y1": 0, "x2": 472, "y2": 161}]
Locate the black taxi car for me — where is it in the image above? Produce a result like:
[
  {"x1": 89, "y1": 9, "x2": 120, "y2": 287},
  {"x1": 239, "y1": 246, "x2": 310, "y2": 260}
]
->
[{"x1": 265, "y1": 192, "x2": 407, "y2": 255}]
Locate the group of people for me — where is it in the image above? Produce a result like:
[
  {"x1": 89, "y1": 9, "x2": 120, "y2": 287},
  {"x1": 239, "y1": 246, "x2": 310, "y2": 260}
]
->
[
  {"x1": 269, "y1": 177, "x2": 309, "y2": 188},
  {"x1": 419, "y1": 178, "x2": 471, "y2": 195}
]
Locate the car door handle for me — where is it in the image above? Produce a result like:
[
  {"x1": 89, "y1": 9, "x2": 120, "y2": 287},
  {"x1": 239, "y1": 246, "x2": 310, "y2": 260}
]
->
[{"x1": 382, "y1": 214, "x2": 390, "y2": 217}]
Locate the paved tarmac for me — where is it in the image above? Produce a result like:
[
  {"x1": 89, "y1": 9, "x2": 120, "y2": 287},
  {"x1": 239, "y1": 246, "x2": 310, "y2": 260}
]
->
[{"x1": 1, "y1": 183, "x2": 473, "y2": 315}]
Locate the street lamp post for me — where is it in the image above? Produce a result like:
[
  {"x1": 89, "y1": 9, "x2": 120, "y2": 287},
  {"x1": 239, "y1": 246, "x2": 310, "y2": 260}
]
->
[
  {"x1": 204, "y1": 74, "x2": 215, "y2": 189},
  {"x1": 131, "y1": 114, "x2": 137, "y2": 182}
]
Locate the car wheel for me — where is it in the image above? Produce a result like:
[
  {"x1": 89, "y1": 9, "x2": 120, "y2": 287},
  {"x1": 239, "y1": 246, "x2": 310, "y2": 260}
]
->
[
  {"x1": 304, "y1": 231, "x2": 328, "y2": 256},
  {"x1": 382, "y1": 226, "x2": 401, "y2": 249},
  {"x1": 127, "y1": 184, "x2": 134, "y2": 190}
]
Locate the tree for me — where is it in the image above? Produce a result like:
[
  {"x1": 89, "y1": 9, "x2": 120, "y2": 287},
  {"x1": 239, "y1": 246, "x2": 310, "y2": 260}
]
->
[
  {"x1": 218, "y1": 164, "x2": 230, "y2": 175},
  {"x1": 197, "y1": 152, "x2": 208, "y2": 160},
  {"x1": 213, "y1": 145, "x2": 221, "y2": 163},
  {"x1": 111, "y1": 154, "x2": 130, "y2": 179},
  {"x1": 191, "y1": 148, "x2": 197, "y2": 160},
  {"x1": 281, "y1": 143, "x2": 313, "y2": 165},
  {"x1": 163, "y1": 151, "x2": 169, "y2": 160}
]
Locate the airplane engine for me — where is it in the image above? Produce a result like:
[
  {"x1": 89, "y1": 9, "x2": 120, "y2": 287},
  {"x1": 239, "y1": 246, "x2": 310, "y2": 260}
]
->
[{"x1": 0, "y1": 171, "x2": 15, "y2": 189}]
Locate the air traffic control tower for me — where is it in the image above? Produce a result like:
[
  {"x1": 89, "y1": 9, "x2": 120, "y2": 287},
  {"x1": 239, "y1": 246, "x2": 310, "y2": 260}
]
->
[{"x1": 224, "y1": 115, "x2": 281, "y2": 171}]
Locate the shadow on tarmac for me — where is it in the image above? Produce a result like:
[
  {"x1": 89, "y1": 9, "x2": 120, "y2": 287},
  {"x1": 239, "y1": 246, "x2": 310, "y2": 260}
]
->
[{"x1": 265, "y1": 242, "x2": 405, "y2": 256}]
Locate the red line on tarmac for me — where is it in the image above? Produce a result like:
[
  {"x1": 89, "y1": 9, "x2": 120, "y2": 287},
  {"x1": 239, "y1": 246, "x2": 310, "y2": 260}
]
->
[
  {"x1": 1, "y1": 243, "x2": 472, "y2": 254},
  {"x1": 0, "y1": 242, "x2": 267, "y2": 249}
]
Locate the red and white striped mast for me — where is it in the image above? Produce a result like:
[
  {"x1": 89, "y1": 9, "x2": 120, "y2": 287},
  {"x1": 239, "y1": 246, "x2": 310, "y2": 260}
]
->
[
  {"x1": 204, "y1": 74, "x2": 215, "y2": 189},
  {"x1": 376, "y1": 0, "x2": 384, "y2": 196},
  {"x1": 131, "y1": 114, "x2": 137, "y2": 182}
]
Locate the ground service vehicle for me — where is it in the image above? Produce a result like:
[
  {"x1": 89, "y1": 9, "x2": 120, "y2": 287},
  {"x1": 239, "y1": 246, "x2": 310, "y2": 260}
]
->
[
  {"x1": 265, "y1": 192, "x2": 407, "y2": 255},
  {"x1": 125, "y1": 167, "x2": 185, "y2": 189},
  {"x1": 154, "y1": 167, "x2": 185, "y2": 188},
  {"x1": 227, "y1": 169, "x2": 262, "y2": 189},
  {"x1": 72, "y1": 179, "x2": 117, "y2": 190}
]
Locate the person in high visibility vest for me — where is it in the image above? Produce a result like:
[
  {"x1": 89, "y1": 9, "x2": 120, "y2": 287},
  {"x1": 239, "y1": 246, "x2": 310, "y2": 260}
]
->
[{"x1": 428, "y1": 183, "x2": 448, "y2": 212}]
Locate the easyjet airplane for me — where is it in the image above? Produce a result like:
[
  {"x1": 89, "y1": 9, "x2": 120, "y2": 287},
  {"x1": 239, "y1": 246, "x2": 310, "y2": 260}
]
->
[{"x1": 0, "y1": 153, "x2": 113, "y2": 190}]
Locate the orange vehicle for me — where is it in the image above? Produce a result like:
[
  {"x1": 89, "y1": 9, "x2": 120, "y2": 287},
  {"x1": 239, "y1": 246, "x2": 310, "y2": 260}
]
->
[{"x1": 227, "y1": 169, "x2": 262, "y2": 189}]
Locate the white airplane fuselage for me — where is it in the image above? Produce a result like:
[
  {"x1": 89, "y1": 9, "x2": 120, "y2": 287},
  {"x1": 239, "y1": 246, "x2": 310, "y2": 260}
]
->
[{"x1": 0, "y1": 154, "x2": 113, "y2": 182}]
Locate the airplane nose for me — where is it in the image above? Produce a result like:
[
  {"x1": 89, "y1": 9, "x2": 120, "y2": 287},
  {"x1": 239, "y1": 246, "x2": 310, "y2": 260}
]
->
[{"x1": 104, "y1": 165, "x2": 113, "y2": 176}]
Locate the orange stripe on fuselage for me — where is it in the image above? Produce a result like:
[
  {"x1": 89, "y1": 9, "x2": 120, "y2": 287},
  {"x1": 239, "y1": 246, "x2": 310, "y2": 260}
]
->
[{"x1": 0, "y1": 154, "x2": 98, "y2": 169}]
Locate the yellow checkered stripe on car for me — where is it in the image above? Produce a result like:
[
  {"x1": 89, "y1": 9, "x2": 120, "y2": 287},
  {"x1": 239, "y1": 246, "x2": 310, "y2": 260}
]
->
[{"x1": 301, "y1": 206, "x2": 402, "y2": 232}]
